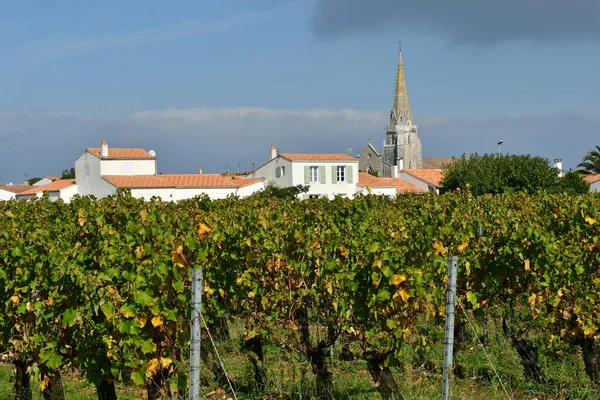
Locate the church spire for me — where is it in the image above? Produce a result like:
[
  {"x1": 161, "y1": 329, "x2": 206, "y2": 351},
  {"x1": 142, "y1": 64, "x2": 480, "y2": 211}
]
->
[{"x1": 390, "y1": 44, "x2": 413, "y2": 125}]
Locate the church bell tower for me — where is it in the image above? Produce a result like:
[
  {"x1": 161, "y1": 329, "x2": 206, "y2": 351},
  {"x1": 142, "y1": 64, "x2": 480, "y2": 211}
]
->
[{"x1": 382, "y1": 46, "x2": 422, "y2": 176}]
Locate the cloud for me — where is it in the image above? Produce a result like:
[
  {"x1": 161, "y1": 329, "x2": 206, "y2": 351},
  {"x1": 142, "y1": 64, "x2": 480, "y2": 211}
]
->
[
  {"x1": 46, "y1": 3, "x2": 292, "y2": 57},
  {"x1": 311, "y1": 0, "x2": 600, "y2": 45},
  {"x1": 0, "y1": 107, "x2": 597, "y2": 183}
]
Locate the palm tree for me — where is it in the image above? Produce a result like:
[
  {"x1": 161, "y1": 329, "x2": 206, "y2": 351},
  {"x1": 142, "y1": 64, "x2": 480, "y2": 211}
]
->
[{"x1": 577, "y1": 145, "x2": 600, "y2": 175}]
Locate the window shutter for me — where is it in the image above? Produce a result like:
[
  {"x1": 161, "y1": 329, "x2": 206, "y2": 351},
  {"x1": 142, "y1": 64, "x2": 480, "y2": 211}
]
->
[
  {"x1": 319, "y1": 166, "x2": 326, "y2": 184},
  {"x1": 304, "y1": 166, "x2": 310, "y2": 184},
  {"x1": 347, "y1": 166, "x2": 353, "y2": 183},
  {"x1": 275, "y1": 167, "x2": 281, "y2": 178},
  {"x1": 332, "y1": 166, "x2": 337, "y2": 184}
]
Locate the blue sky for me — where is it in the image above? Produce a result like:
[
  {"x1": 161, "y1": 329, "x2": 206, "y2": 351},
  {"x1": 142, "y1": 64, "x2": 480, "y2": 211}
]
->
[{"x1": 1, "y1": 0, "x2": 599, "y2": 182}]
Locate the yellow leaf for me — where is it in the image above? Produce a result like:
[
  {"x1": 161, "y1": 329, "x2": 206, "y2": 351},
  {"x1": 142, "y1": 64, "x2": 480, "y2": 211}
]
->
[
  {"x1": 457, "y1": 241, "x2": 469, "y2": 253},
  {"x1": 151, "y1": 316, "x2": 163, "y2": 327},
  {"x1": 45, "y1": 298, "x2": 54, "y2": 306},
  {"x1": 585, "y1": 216, "x2": 597, "y2": 225},
  {"x1": 432, "y1": 241, "x2": 447, "y2": 256},
  {"x1": 393, "y1": 289, "x2": 411, "y2": 303},
  {"x1": 140, "y1": 209, "x2": 148, "y2": 222},
  {"x1": 26, "y1": 302, "x2": 33, "y2": 312},
  {"x1": 524, "y1": 259, "x2": 530, "y2": 271},
  {"x1": 464, "y1": 261, "x2": 471, "y2": 276},
  {"x1": 557, "y1": 289, "x2": 563, "y2": 298},
  {"x1": 122, "y1": 309, "x2": 135, "y2": 319},
  {"x1": 147, "y1": 358, "x2": 159, "y2": 377},
  {"x1": 248, "y1": 291, "x2": 256, "y2": 299},
  {"x1": 172, "y1": 251, "x2": 186, "y2": 268},
  {"x1": 135, "y1": 316, "x2": 147, "y2": 328},
  {"x1": 326, "y1": 280, "x2": 333, "y2": 295},
  {"x1": 9, "y1": 294, "x2": 20, "y2": 304},
  {"x1": 40, "y1": 376, "x2": 50, "y2": 391},
  {"x1": 198, "y1": 222, "x2": 213, "y2": 236},
  {"x1": 528, "y1": 294, "x2": 536, "y2": 306},
  {"x1": 135, "y1": 246, "x2": 143, "y2": 259},
  {"x1": 390, "y1": 274, "x2": 407, "y2": 286},
  {"x1": 78, "y1": 216, "x2": 85, "y2": 226},
  {"x1": 161, "y1": 357, "x2": 173, "y2": 368}
]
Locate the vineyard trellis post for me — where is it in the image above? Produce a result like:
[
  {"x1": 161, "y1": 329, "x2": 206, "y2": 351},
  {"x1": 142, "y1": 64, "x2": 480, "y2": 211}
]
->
[
  {"x1": 190, "y1": 268, "x2": 203, "y2": 400},
  {"x1": 442, "y1": 255, "x2": 458, "y2": 400}
]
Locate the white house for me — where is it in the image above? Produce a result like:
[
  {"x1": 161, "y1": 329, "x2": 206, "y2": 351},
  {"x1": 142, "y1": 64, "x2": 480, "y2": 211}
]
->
[
  {"x1": 356, "y1": 172, "x2": 425, "y2": 197},
  {"x1": 102, "y1": 174, "x2": 265, "y2": 201},
  {"x1": 398, "y1": 169, "x2": 444, "y2": 194},
  {"x1": 584, "y1": 174, "x2": 600, "y2": 193},
  {"x1": 33, "y1": 176, "x2": 61, "y2": 187},
  {"x1": 75, "y1": 140, "x2": 157, "y2": 198},
  {"x1": 0, "y1": 184, "x2": 30, "y2": 201},
  {"x1": 75, "y1": 140, "x2": 265, "y2": 200},
  {"x1": 15, "y1": 179, "x2": 77, "y2": 202},
  {"x1": 248, "y1": 146, "x2": 359, "y2": 199}
]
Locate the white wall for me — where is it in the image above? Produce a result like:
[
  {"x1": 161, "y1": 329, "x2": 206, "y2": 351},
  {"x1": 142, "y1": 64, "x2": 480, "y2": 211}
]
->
[
  {"x1": 591, "y1": 181, "x2": 600, "y2": 193},
  {"x1": 249, "y1": 158, "x2": 293, "y2": 188},
  {"x1": 292, "y1": 161, "x2": 358, "y2": 199},
  {"x1": 15, "y1": 193, "x2": 38, "y2": 201},
  {"x1": 59, "y1": 185, "x2": 79, "y2": 202},
  {"x1": 100, "y1": 159, "x2": 156, "y2": 176},
  {"x1": 130, "y1": 183, "x2": 264, "y2": 201},
  {"x1": 0, "y1": 189, "x2": 16, "y2": 201},
  {"x1": 75, "y1": 152, "x2": 118, "y2": 197},
  {"x1": 356, "y1": 186, "x2": 396, "y2": 197}
]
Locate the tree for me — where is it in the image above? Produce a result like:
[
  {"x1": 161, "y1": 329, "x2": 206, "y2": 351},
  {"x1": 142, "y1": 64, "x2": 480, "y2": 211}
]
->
[
  {"x1": 441, "y1": 153, "x2": 561, "y2": 195},
  {"x1": 252, "y1": 182, "x2": 309, "y2": 199},
  {"x1": 554, "y1": 171, "x2": 590, "y2": 194},
  {"x1": 577, "y1": 145, "x2": 600, "y2": 175},
  {"x1": 61, "y1": 168, "x2": 75, "y2": 179}
]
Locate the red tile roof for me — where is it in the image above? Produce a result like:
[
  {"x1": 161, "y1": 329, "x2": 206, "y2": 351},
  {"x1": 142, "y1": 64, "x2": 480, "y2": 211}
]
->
[
  {"x1": 103, "y1": 174, "x2": 264, "y2": 189},
  {"x1": 422, "y1": 158, "x2": 454, "y2": 169},
  {"x1": 0, "y1": 184, "x2": 30, "y2": 194},
  {"x1": 279, "y1": 154, "x2": 357, "y2": 162},
  {"x1": 582, "y1": 174, "x2": 600, "y2": 184},
  {"x1": 19, "y1": 179, "x2": 76, "y2": 195},
  {"x1": 402, "y1": 169, "x2": 444, "y2": 187},
  {"x1": 357, "y1": 172, "x2": 425, "y2": 194},
  {"x1": 86, "y1": 148, "x2": 155, "y2": 160}
]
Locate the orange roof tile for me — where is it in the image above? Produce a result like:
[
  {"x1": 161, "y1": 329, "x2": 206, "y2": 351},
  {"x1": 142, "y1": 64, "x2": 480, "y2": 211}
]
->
[
  {"x1": 357, "y1": 172, "x2": 425, "y2": 194},
  {"x1": 103, "y1": 174, "x2": 264, "y2": 189},
  {"x1": 582, "y1": 174, "x2": 600, "y2": 184},
  {"x1": 19, "y1": 179, "x2": 76, "y2": 195},
  {"x1": 0, "y1": 184, "x2": 30, "y2": 194},
  {"x1": 86, "y1": 148, "x2": 155, "y2": 160},
  {"x1": 279, "y1": 154, "x2": 357, "y2": 162},
  {"x1": 402, "y1": 169, "x2": 444, "y2": 187}
]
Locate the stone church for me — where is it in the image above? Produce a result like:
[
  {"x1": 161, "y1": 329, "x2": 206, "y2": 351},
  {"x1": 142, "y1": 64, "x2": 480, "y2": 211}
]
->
[{"x1": 358, "y1": 49, "x2": 423, "y2": 177}]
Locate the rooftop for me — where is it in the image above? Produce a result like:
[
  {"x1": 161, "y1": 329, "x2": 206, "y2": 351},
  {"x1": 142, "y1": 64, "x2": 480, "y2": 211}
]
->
[
  {"x1": 422, "y1": 158, "x2": 454, "y2": 170},
  {"x1": 86, "y1": 148, "x2": 156, "y2": 160},
  {"x1": 19, "y1": 179, "x2": 76, "y2": 195},
  {"x1": 103, "y1": 174, "x2": 264, "y2": 189},
  {"x1": 582, "y1": 173, "x2": 600, "y2": 184},
  {"x1": 357, "y1": 172, "x2": 425, "y2": 194},
  {"x1": 401, "y1": 169, "x2": 444, "y2": 187},
  {"x1": 0, "y1": 184, "x2": 31, "y2": 194},
  {"x1": 279, "y1": 154, "x2": 357, "y2": 162}
]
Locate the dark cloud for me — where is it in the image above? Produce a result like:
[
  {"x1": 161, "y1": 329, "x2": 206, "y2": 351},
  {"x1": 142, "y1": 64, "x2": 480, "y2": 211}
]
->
[
  {"x1": 311, "y1": 0, "x2": 600, "y2": 45},
  {"x1": 0, "y1": 108, "x2": 597, "y2": 183}
]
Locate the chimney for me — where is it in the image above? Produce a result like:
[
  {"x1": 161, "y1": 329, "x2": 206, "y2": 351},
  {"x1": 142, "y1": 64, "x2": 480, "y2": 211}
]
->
[
  {"x1": 554, "y1": 159, "x2": 563, "y2": 178},
  {"x1": 101, "y1": 140, "x2": 109, "y2": 158},
  {"x1": 398, "y1": 157, "x2": 404, "y2": 171},
  {"x1": 198, "y1": 167, "x2": 203, "y2": 174},
  {"x1": 270, "y1": 144, "x2": 277, "y2": 160}
]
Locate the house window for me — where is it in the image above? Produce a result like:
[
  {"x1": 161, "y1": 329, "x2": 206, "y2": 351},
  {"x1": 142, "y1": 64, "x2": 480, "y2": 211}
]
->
[
  {"x1": 337, "y1": 166, "x2": 346, "y2": 182},
  {"x1": 309, "y1": 194, "x2": 319, "y2": 199},
  {"x1": 280, "y1": 166, "x2": 285, "y2": 176},
  {"x1": 310, "y1": 166, "x2": 319, "y2": 183}
]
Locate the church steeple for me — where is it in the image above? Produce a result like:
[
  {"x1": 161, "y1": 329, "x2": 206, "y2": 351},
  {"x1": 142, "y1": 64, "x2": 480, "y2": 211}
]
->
[{"x1": 390, "y1": 46, "x2": 413, "y2": 126}]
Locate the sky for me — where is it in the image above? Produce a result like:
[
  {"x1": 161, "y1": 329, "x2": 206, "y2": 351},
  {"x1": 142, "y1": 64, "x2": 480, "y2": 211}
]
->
[{"x1": 1, "y1": 0, "x2": 599, "y2": 182}]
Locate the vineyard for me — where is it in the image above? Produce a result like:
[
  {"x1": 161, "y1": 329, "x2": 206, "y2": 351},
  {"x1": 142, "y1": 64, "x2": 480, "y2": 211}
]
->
[{"x1": 1, "y1": 190, "x2": 600, "y2": 400}]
